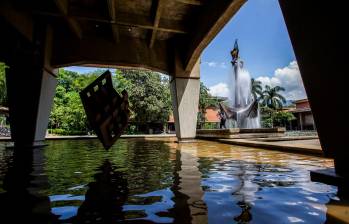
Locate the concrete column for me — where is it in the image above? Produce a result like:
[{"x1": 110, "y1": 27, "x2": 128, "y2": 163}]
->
[
  {"x1": 170, "y1": 60, "x2": 200, "y2": 141},
  {"x1": 299, "y1": 113, "x2": 303, "y2": 131},
  {"x1": 5, "y1": 21, "x2": 57, "y2": 147},
  {"x1": 279, "y1": 1, "x2": 348, "y2": 176}
]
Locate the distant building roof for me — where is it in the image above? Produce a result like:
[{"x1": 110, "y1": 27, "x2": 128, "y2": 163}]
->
[
  {"x1": 168, "y1": 108, "x2": 220, "y2": 123},
  {"x1": 293, "y1": 98, "x2": 308, "y2": 104}
]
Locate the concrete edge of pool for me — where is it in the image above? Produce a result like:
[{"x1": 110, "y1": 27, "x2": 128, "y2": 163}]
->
[{"x1": 1, "y1": 134, "x2": 322, "y2": 157}]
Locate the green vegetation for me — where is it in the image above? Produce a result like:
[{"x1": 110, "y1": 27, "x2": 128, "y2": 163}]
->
[
  {"x1": 272, "y1": 110, "x2": 296, "y2": 127},
  {"x1": 252, "y1": 80, "x2": 295, "y2": 128},
  {"x1": 0, "y1": 62, "x2": 8, "y2": 106},
  {"x1": 48, "y1": 69, "x2": 101, "y2": 134},
  {"x1": 251, "y1": 78, "x2": 262, "y2": 100},
  {"x1": 114, "y1": 69, "x2": 172, "y2": 133},
  {"x1": 260, "y1": 85, "x2": 286, "y2": 110},
  {"x1": 49, "y1": 69, "x2": 173, "y2": 135},
  {"x1": 198, "y1": 82, "x2": 219, "y2": 129},
  {"x1": 260, "y1": 107, "x2": 295, "y2": 128}
]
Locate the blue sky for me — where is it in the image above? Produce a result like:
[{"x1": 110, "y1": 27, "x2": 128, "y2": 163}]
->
[
  {"x1": 65, "y1": 0, "x2": 306, "y2": 100},
  {"x1": 201, "y1": 0, "x2": 295, "y2": 86}
]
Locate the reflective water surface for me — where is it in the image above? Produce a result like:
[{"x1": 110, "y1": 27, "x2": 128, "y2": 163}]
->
[{"x1": 0, "y1": 138, "x2": 348, "y2": 223}]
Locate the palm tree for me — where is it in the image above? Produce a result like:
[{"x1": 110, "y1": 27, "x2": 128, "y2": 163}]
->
[
  {"x1": 261, "y1": 85, "x2": 286, "y2": 110},
  {"x1": 251, "y1": 78, "x2": 262, "y2": 101}
]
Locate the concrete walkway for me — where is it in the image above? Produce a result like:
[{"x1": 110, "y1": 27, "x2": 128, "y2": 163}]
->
[{"x1": 218, "y1": 138, "x2": 323, "y2": 156}]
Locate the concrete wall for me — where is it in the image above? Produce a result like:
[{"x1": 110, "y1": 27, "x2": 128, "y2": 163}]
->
[{"x1": 279, "y1": 0, "x2": 348, "y2": 175}]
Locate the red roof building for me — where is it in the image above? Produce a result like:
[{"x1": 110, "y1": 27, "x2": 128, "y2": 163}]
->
[
  {"x1": 168, "y1": 106, "x2": 220, "y2": 132},
  {"x1": 287, "y1": 99, "x2": 315, "y2": 130}
]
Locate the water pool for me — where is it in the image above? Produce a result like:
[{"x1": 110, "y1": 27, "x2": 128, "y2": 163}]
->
[{"x1": 0, "y1": 138, "x2": 347, "y2": 223}]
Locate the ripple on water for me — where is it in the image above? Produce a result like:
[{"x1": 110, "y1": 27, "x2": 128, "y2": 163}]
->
[{"x1": 0, "y1": 139, "x2": 345, "y2": 223}]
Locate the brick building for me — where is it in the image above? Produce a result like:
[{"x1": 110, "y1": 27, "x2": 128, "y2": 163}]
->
[{"x1": 288, "y1": 99, "x2": 316, "y2": 130}]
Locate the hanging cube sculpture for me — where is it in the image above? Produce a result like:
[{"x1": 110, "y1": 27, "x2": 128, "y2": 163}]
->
[{"x1": 80, "y1": 70, "x2": 130, "y2": 150}]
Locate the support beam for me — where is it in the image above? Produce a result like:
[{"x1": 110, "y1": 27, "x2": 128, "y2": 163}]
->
[
  {"x1": 51, "y1": 35, "x2": 171, "y2": 74},
  {"x1": 6, "y1": 21, "x2": 57, "y2": 147},
  {"x1": 33, "y1": 11, "x2": 188, "y2": 34},
  {"x1": 149, "y1": 0, "x2": 165, "y2": 48},
  {"x1": 279, "y1": 1, "x2": 348, "y2": 176},
  {"x1": 170, "y1": 59, "x2": 200, "y2": 141},
  {"x1": 54, "y1": 0, "x2": 82, "y2": 39},
  {"x1": 0, "y1": 1, "x2": 33, "y2": 41},
  {"x1": 184, "y1": 0, "x2": 245, "y2": 72},
  {"x1": 107, "y1": 0, "x2": 119, "y2": 43},
  {"x1": 176, "y1": 0, "x2": 203, "y2": 5}
]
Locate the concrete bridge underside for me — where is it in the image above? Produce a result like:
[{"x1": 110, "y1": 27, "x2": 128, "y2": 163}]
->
[{"x1": 1, "y1": 0, "x2": 349, "y2": 178}]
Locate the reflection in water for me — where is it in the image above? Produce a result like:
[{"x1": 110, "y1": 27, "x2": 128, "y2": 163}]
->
[
  {"x1": 0, "y1": 147, "x2": 58, "y2": 223},
  {"x1": 176, "y1": 143, "x2": 207, "y2": 224},
  {"x1": 75, "y1": 160, "x2": 128, "y2": 223},
  {"x1": 0, "y1": 139, "x2": 348, "y2": 223}
]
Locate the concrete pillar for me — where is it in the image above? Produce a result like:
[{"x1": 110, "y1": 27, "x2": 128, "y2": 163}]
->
[
  {"x1": 279, "y1": 1, "x2": 348, "y2": 176},
  {"x1": 170, "y1": 60, "x2": 200, "y2": 141},
  {"x1": 299, "y1": 113, "x2": 303, "y2": 131},
  {"x1": 5, "y1": 21, "x2": 57, "y2": 147}
]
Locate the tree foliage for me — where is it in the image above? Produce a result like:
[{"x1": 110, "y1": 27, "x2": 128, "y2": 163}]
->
[
  {"x1": 116, "y1": 69, "x2": 172, "y2": 125},
  {"x1": 261, "y1": 85, "x2": 286, "y2": 110},
  {"x1": 198, "y1": 82, "x2": 219, "y2": 126},
  {"x1": 0, "y1": 62, "x2": 8, "y2": 106},
  {"x1": 258, "y1": 84, "x2": 291, "y2": 128},
  {"x1": 49, "y1": 69, "x2": 173, "y2": 134},
  {"x1": 251, "y1": 78, "x2": 262, "y2": 100},
  {"x1": 272, "y1": 111, "x2": 296, "y2": 127},
  {"x1": 49, "y1": 69, "x2": 99, "y2": 133}
]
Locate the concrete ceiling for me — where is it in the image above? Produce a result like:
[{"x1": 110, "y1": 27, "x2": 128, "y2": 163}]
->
[{"x1": 1, "y1": 0, "x2": 245, "y2": 76}]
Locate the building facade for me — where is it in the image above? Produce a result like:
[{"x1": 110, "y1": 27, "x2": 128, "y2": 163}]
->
[{"x1": 288, "y1": 99, "x2": 316, "y2": 130}]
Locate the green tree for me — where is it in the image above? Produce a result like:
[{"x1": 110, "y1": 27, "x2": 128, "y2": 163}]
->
[
  {"x1": 261, "y1": 85, "x2": 286, "y2": 110},
  {"x1": 117, "y1": 69, "x2": 172, "y2": 131},
  {"x1": 198, "y1": 82, "x2": 219, "y2": 128},
  {"x1": 272, "y1": 111, "x2": 296, "y2": 127},
  {"x1": 251, "y1": 78, "x2": 262, "y2": 101},
  {"x1": 49, "y1": 68, "x2": 173, "y2": 135},
  {"x1": 49, "y1": 69, "x2": 98, "y2": 134},
  {"x1": 0, "y1": 62, "x2": 8, "y2": 106}
]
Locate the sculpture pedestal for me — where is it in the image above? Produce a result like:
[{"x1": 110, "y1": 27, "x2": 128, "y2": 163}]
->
[{"x1": 196, "y1": 128, "x2": 285, "y2": 139}]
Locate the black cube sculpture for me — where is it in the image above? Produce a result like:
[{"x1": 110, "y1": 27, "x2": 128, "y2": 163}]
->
[{"x1": 80, "y1": 70, "x2": 130, "y2": 150}]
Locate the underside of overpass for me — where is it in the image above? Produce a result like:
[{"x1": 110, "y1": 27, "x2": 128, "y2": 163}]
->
[
  {"x1": 1, "y1": 0, "x2": 348, "y2": 178},
  {"x1": 0, "y1": 0, "x2": 245, "y2": 146}
]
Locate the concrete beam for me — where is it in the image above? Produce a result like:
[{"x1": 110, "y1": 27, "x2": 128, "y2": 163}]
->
[
  {"x1": 279, "y1": 1, "x2": 348, "y2": 176},
  {"x1": 0, "y1": 1, "x2": 33, "y2": 42},
  {"x1": 170, "y1": 59, "x2": 200, "y2": 140},
  {"x1": 184, "y1": 0, "x2": 246, "y2": 72},
  {"x1": 51, "y1": 35, "x2": 171, "y2": 74},
  {"x1": 107, "y1": 0, "x2": 119, "y2": 43},
  {"x1": 33, "y1": 11, "x2": 188, "y2": 34},
  {"x1": 54, "y1": 0, "x2": 82, "y2": 39},
  {"x1": 176, "y1": 0, "x2": 203, "y2": 6},
  {"x1": 149, "y1": 0, "x2": 165, "y2": 48}
]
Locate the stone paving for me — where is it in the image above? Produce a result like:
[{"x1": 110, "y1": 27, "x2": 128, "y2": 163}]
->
[{"x1": 218, "y1": 138, "x2": 323, "y2": 156}]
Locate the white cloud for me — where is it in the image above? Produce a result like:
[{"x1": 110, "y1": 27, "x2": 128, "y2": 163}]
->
[
  {"x1": 207, "y1": 61, "x2": 217, "y2": 67},
  {"x1": 209, "y1": 83, "x2": 230, "y2": 97},
  {"x1": 256, "y1": 61, "x2": 306, "y2": 100},
  {"x1": 203, "y1": 61, "x2": 228, "y2": 69}
]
